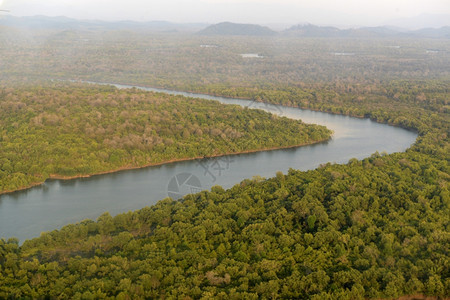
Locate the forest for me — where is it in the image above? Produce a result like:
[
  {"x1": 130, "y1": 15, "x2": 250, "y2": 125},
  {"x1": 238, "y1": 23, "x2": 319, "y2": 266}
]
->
[
  {"x1": 0, "y1": 27, "x2": 448, "y2": 298},
  {"x1": 0, "y1": 84, "x2": 447, "y2": 297},
  {"x1": 0, "y1": 29, "x2": 449, "y2": 89},
  {"x1": 0, "y1": 83, "x2": 330, "y2": 193}
]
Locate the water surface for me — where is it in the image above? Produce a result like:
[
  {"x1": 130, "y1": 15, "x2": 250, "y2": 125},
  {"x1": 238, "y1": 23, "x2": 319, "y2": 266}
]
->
[{"x1": 0, "y1": 84, "x2": 418, "y2": 242}]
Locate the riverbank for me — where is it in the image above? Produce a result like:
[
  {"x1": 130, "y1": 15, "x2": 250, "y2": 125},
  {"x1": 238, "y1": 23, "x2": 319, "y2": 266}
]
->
[
  {"x1": 0, "y1": 137, "x2": 330, "y2": 196},
  {"x1": 84, "y1": 80, "x2": 420, "y2": 133},
  {"x1": 0, "y1": 87, "x2": 417, "y2": 243}
]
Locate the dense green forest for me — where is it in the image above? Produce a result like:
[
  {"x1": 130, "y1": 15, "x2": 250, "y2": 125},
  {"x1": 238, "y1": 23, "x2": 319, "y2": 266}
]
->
[
  {"x1": 0, "y1": 81, "x2": 448, "y2": 299},
  {"x1": 0, "y1": 28, "x2": 448, "y2": 298},
  {"x1": 0, "y1": 83, "x2": 330, "y2": 193},
  {"x1": 0, "y1": 85, "x2": 448, "y2": 297}
]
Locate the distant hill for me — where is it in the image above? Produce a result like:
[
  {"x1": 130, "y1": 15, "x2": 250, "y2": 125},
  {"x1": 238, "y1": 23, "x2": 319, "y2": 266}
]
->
[
  {"x1": 283, "y1": 24, "x2": 341, "y2": 37},
  {"x1": 283, "y1": 23, "x2": 450, "y2": 39},
  {"x1": 1, "y1": 16, "x2": 448, "y2": 38},
  {"x1": 197, "y1": 22, "x2": 277, "y2": 36},
  {"x1": 283, "y1": 24, "x2": 398, "y2": 38},
  {"x1": 0, "y1": 15, "x2": 208, "y2": 32},
  {"x1": 410, "y1": 26, "x2": 450, "y2": 39},
  {"x1": 387, "y1": 14, "x2": 450, "y2": 30}
]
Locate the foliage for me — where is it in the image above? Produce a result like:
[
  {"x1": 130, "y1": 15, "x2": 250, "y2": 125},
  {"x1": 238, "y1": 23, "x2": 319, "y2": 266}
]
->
[
  {"x1": 0, "y1": 145, "x2": 448, "y2": 298},
  {"x1": 0, "y1": 79, "x2": 448, "y2": 298},
  {"x1": 0, "y1": 83, "x2": 330, "y2": 193},
  {"x1": 0, "y1": 28, "x2": 448, "y2": 299}
]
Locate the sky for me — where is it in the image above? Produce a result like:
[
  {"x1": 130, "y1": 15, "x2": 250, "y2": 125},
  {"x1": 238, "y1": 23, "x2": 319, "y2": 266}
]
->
[{"x1": 0, "y1": 0, "x2": 449, "y2": 28}]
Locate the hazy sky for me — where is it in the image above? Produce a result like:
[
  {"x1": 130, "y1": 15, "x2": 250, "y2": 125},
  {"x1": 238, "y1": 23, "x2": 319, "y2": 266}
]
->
[{"x1": 1, "y1": 0, "x2": 449, "y2": 27}]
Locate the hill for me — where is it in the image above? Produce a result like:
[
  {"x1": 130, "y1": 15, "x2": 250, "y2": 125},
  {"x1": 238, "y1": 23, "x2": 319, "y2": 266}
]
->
[
  {"x1": 387, "y1": 13, "x2": 450, "y2": 30},
  {"x1": 411, "y1": 26, "x2": 450, "y2": 39},
  {"x1": 0, "y1": 15, "x2": 207, "y2": 32},
  {"x1": 1, "y1": 16, "x2": 449, "y2": 38},
  {"x1": 283, "y1": 23, "x2": 450, "y2": 38},
  {"x1": 283, "y1": 24, "x2": 343, "y2": 37},
  {"x1": 197, "y1": 22, "x2": 277, "y2": 36}
]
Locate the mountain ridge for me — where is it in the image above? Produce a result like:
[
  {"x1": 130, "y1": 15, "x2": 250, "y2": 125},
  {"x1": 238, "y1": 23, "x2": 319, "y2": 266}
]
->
[
  {"x1": 197, "y1": 22, "x2": 277, "y2": 36},
  {"x1": 1, "y1": 16, "x2": 449, "y2": 38},
  {"x1": 0, "y1": 15, "x2": 207, "y2": 32},
  {"x1": 282, "y1": 23, "x2": 450, "y2": 38}
]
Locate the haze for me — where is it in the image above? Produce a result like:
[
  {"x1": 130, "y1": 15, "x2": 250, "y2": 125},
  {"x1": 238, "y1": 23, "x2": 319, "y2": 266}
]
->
[{"x1": 1, "y1": 0, "x2": 449, "y2": 28}]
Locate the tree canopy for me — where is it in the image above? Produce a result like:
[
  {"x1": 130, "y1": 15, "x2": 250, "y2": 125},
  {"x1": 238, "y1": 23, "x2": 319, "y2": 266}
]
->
[{"x1": 0, "y1": 83, "x2": 330, "y2": 193}]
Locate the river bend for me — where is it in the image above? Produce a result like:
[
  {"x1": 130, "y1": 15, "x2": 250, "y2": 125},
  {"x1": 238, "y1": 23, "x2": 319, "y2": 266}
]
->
[{"x1": 0, "y1": 84, "x2": 418, "y2": 242}]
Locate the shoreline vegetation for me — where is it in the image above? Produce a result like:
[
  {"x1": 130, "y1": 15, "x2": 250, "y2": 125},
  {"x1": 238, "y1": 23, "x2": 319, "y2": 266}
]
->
[
  {"x1": 1, "y1": 80, "x2": 445, "y2": 298},
  {"x1": 0, "y1": 79, "x2": 423, "y2": 198},
  {"x1": 0, "y1": 137, "x2": 330, "y2": 196},
  {"x1": 90, "y1": 80, "x2": 421, "y2": 134},
  {"x1": 0, "y1": 83, "x2": 332, "y2": 196}
]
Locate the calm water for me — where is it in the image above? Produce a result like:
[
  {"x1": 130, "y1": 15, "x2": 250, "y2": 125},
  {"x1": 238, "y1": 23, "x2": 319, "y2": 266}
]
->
[{"x1": 0, "y1": 84, "x2": 418, "y2": 242}]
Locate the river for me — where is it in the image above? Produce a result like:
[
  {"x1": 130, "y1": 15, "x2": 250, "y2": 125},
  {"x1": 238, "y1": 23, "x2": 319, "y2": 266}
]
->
[{"x1": 0, "y1": 83, "x2": 418, "y2": 242}]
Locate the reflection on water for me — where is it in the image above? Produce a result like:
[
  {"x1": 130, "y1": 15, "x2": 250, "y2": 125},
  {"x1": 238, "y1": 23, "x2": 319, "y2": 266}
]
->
[{"x1": 0, "y1": 85, "x2": 418, "y2": 243}]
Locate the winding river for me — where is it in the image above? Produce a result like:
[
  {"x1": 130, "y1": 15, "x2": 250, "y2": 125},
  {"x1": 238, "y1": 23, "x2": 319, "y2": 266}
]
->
[{"x1": 0, "y1": 84, "x2": 418, "y2": 242}]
